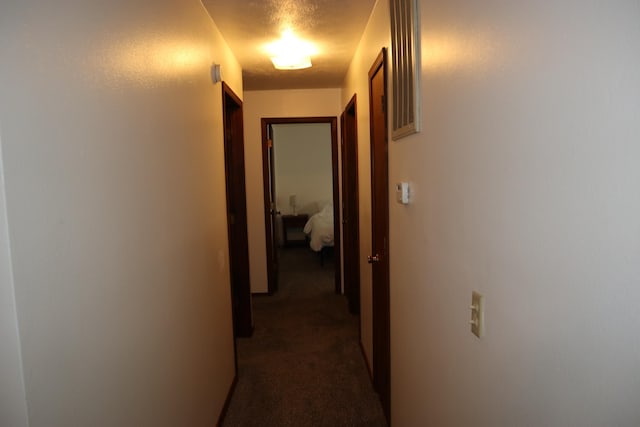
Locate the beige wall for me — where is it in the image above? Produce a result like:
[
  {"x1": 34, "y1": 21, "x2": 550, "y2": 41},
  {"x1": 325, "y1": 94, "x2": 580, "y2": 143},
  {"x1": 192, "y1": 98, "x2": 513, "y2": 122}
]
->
[
  {"x1": 243, "y1": 89, "x2": 341, "y2": 293},
  {"x1": 0, "y1": 135, "x2": 28, "y2": 427},
  {"x1": 346, "y1": 0, "x2": 640, "y2": 425},
  {"x1": 0, "y1": 1, "x2": 240, "y2": 425},
  {"x1": 273, "y1": 123, "x2": 333, "y2": 216}
]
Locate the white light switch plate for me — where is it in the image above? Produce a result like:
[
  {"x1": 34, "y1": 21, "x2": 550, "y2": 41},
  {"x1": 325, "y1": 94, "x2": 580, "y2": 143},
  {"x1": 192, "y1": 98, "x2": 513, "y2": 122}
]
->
[{"x1": 396, "y1": 182, "x2": 410, "y2": 204}]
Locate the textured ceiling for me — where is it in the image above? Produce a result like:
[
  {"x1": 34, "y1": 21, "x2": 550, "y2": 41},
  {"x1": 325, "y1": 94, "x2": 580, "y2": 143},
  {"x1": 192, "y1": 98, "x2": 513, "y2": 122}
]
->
[{"x1": 202, "y1": 0, "x2": 377, "y2": 90}]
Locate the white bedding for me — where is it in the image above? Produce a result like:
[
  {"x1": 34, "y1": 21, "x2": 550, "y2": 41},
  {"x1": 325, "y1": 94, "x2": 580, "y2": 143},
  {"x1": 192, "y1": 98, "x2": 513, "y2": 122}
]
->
[{"x1": 303, "y1": 204, "x2": 334, "y2": 252}]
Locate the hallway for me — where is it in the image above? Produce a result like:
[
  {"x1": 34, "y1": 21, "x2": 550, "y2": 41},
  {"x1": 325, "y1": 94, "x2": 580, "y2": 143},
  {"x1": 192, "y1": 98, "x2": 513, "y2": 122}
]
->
[{"x1": 221, "y1": 248, "x2": 387, "y2": 426}]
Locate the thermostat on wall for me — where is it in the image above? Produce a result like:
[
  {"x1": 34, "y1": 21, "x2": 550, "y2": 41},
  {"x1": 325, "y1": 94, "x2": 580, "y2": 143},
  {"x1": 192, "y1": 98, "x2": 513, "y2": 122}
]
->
[
  {"x1": 211, "y1": 64, "x2": 222, "y2": 84},
  {"x1": 396, "y1": 182, "x2": 410, "y2": 205}
]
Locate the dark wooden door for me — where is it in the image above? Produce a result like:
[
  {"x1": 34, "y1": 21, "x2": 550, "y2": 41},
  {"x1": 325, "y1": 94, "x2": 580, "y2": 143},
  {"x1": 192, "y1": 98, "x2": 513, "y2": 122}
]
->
[
  {"x1": 222, "y1": 82, "x2": 253, "y2": 337},
  {"x1": 341, "y1": 95, "x2": 360, "y2": 314},
  {"x1": 368, "y1": 49, "x2": 391, "y2": 423},
  {"x1": 262, "y1": 122, "x2": 280, "y2": 294}
]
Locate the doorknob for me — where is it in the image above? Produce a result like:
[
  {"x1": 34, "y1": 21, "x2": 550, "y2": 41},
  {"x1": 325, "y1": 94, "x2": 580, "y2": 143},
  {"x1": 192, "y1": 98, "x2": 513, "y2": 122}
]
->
[{"x1": 367, "y1": 254, "x2": 380, "y2": 264}]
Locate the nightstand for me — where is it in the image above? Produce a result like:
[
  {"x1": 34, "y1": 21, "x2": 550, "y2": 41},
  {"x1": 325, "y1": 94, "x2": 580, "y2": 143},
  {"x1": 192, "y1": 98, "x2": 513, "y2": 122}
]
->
[{"x1": 281, "y1": 214, "x2": 309, "y2": 247}]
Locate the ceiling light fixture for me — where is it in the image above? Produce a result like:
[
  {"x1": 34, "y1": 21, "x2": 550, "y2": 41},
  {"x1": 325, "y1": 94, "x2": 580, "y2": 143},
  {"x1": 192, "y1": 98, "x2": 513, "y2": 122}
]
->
[
  {"x1": 271, "y1": 55, "x2": 312, "y2": 70},
  {"x1": 267, "y1": 29, "x2": 315, "y2": 70}
]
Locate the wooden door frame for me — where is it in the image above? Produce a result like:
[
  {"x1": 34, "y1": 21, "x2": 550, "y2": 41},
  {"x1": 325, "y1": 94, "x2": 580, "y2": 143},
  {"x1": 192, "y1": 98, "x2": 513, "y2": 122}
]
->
[
  {"x1": 341, "y1": 95, "x2": 361, "y2": 315},
  {"x1": 368, "y1": 48, "x2": 391, "y2": 423},
  {"x1": 261, "y1": 116, "x2": 341, "y2": 295},
  {"x1": 222, "y1": 82, "x2": 253, "y2": 338}
]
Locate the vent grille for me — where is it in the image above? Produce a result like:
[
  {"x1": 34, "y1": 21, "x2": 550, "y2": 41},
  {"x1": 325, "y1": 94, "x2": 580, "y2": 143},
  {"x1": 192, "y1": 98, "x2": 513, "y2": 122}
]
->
[{"x1": 389, "y1": 0, "x2": 421, "y2": 140}]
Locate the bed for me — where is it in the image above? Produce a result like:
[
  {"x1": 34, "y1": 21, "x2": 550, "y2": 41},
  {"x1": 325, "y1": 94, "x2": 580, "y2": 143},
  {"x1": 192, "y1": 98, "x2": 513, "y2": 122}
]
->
[{"x1": 303, "y1": 204, "x2": 334, "y2": 264}]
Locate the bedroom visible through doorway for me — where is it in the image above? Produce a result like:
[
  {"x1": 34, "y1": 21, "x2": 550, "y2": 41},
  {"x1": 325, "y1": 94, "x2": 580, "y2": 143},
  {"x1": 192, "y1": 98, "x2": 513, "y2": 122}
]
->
[{"x1": 261, "y1": 117, "x2": 340, "y2": 295}]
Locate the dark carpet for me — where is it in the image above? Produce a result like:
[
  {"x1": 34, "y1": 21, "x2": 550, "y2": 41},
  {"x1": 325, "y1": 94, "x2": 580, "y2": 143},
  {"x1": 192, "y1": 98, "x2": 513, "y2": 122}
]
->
[{"x1": 221, "y1": 247, "x2": 387, "y2": 427}]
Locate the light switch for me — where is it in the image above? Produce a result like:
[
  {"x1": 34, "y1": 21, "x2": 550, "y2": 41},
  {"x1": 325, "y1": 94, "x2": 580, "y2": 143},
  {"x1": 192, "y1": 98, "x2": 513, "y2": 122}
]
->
[
  {"x1": 470, "y1": 291, "x2": 485, "y2": 338},
  {"x1": 396, "y1": 182, "x2": 410, "y2": 205}
]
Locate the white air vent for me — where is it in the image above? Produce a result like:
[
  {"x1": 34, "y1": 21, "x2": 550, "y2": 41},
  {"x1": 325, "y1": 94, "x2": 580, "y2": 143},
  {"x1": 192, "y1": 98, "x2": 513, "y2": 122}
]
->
[{"x1": 389, "y1": 0, "x2": 421, "y2": 140}]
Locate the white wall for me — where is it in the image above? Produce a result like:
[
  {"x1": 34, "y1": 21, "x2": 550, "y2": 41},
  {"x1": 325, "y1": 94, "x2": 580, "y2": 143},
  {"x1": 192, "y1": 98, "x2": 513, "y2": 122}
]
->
[
  {"x1": 273, "y1": 123, "x2": 333, "y2": 215},
  {"x1": 341, "y1": 0, "x2": 391, "y2": 376},
  {"x1": 243, "y1": 89, "x2": 341, "y2": 293},
  {"x1": 345, "y1": 0, "x2": 640, "y2": 425},
  {"x1": 0, "y1": 1, "x2": 241, "y2": 425}
]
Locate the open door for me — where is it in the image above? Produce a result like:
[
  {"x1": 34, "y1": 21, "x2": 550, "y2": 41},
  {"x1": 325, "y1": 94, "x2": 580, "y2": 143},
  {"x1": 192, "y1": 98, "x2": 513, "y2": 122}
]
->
[
  {"x1": 367, "y1": 49, "x2": 391, "y2": 423},
  {"x1": 261, "y1": 121, "x2": 280, "y2": 294},
  {"x1": 222, "y1": 82, "x2": 253, "y2": 337},
  {"x1": 341, "y1": 95, "x2": 360, "y2": 314}
]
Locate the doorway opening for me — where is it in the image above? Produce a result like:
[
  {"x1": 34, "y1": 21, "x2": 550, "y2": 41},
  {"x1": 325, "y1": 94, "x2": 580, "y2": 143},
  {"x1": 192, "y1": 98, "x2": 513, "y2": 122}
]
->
[
  {"x1": 261, "y1": 117, "x2": 341, "y2": 296},
  {"x1": 341, "y1": 95, "x2": 360, "y2": 315},
  {"x1": 368, "y1": 48, "x2": 391, "y2": 423},
  {"x1": 222, "y1": 82, "x2": 252, "y2": 338}
]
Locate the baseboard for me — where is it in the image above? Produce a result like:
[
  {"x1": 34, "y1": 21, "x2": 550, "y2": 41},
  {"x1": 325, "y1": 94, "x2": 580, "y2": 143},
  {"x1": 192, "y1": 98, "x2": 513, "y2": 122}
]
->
[{"x1": 216, "y1": 374, "x2": 238, "y2": 427}]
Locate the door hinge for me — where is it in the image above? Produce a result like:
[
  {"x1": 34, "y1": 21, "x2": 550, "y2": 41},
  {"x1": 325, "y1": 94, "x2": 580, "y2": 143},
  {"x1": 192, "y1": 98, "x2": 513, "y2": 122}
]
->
[{"x1": 267, "y1": 139, "x2": 273, "y2": 148}]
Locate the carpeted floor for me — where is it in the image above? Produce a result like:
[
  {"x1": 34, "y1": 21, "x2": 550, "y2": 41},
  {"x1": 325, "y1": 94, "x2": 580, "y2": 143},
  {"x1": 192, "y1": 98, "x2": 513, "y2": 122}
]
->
[{"x1": 221, "y1": 247, "x2": 387, "y2": 427}]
